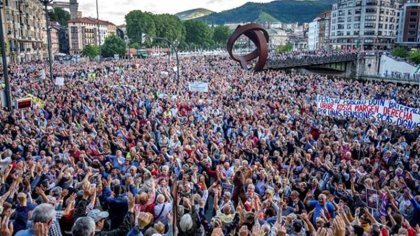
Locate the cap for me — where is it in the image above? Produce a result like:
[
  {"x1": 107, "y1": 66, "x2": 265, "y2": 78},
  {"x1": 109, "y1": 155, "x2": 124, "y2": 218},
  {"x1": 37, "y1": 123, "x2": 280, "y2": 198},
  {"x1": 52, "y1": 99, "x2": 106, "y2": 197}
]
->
[{"x1": 88, "y1": 209, "x2": 109, "y2": 222}]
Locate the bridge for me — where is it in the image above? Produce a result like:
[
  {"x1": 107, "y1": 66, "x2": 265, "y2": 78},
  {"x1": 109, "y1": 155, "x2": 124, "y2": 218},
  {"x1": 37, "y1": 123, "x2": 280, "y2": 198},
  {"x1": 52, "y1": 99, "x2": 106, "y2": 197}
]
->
[
  {"x1": 51, "y1": 0, "x2": 78, "y2": 19},
  {"x1": 266, "y1": 53, "x2": 358, "y2": 70}
]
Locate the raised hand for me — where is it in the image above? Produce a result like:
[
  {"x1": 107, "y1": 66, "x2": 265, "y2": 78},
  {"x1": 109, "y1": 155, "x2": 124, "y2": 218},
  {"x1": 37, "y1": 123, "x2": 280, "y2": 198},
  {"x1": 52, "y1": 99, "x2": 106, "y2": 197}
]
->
[
  {"x1": 33, "y1": 222, "x2": 48, "y2": 236},
  {"x1": 0, "y1": 213, "x2": 14, "y2": 236},
  {"x1": 332, "y1": 215, "x2": 346, "y2": 236}
]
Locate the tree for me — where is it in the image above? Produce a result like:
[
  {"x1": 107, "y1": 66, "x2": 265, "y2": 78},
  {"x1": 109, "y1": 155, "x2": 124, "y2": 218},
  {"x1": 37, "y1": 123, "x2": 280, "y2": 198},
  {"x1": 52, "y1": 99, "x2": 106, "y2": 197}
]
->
[
  {"x1": 212, "y1": 25, "x2": 230, "y2": 47},
  {"x1": 153, "y1": 14, "x2": 186, "y2": 46},
  {"x1": 101, "y1": 35, "x2": 126, "y2": 58},
  {"x1": 276, "y1": 42, "x2": 293, "y2": 53},
  {"x1": 48, "y1": 8, "x2": 71, "y2": 27},
  {"x1": 183, "y1": 20, "x2": 213, "y2": 49},
  {"x1": 129, "y1": 42, "x2": 140, "y2": 49},
  {"x1": 81, "y1": 44, "x2": 100, "y2": 59},
  {"x1": 125, "y1": 10, "x2": 156, "y2": 46},
  {"x1": 408, "y1": 48, "x2": 420, "y2": 64},
  {"x1": 392, "y1": 47, "x2": 408, "y2": 58}
]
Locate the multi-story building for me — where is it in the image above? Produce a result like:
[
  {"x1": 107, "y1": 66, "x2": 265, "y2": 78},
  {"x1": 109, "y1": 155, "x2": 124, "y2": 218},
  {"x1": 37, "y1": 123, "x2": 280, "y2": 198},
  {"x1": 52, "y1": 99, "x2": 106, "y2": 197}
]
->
[
  {"x1": 330, "y1": 0, "x2": 401, "y2": 50},
  {"x1": 51, "y1": 22, "x2": 60, "y2": 54},
  {"x1": 1, "y1": 0, "x2": 47, "y2": 63},
  {"x1": 68, "y1": 17, "x2": 116, "y2": 54},
  {"x1": 308, "y1": 11, "x2": 331, "y2": 50},
  {"x1": 397, "y1": 0, "x2": 420, "y2": 47}
]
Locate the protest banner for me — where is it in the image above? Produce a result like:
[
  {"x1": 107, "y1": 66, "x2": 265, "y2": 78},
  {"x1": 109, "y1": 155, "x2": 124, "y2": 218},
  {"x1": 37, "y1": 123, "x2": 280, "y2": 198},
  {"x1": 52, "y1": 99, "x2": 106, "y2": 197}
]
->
[
  {"x1": 366, "y1": 188, "x2": 379, "y2": 209},
  {"x1": 55, "y1": 77, "x2": 65, "y2": 86},
  {"x1": 26, "y1": 94, "x2": 45, "y2": 108},
  {"x1": 188, "y1": 82, "x2": 209, "y2": 92},
  {"x1": 316, "y1": 95, "x2": 420, "y2": 129}
]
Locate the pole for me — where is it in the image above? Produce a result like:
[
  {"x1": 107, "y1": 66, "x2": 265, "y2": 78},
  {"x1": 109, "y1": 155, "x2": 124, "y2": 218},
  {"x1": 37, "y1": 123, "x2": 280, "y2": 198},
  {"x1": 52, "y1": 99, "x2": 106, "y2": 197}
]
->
[
  {"x1": 96, "y1": 0, "x2": 100, "y2": 46},
  {"x1": 0, "y1": 1, "x2": 12, "y2": 110},
  {"x1": 174, "y1": 46, "x2": 179, "y2": 81},
  {"x1": 42, "y1": 0, "x2": 53, "y2": 82}
]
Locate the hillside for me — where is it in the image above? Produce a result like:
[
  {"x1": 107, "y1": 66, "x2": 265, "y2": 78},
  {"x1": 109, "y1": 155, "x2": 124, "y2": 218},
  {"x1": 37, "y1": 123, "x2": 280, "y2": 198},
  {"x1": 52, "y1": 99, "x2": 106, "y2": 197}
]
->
[
  {"x1": 254, "y1": 11, "x2": 279, "y2": 23},
  {"x1": 197, "y1": 0, "x2": 335, "y2": 24},
  {"x1": 175, "y1": 8, "x2": 214, "y2": 21}
]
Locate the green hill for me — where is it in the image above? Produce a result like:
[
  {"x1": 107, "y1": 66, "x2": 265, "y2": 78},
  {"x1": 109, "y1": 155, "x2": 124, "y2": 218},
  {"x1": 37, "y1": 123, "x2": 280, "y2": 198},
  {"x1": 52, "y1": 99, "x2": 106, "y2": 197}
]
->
[
  {"x1": 254, "y1": 11, "x2": 279, "y2": 23},
  {"x1": 198, "y1": 0, "x2": 335, "y2": 24},
  {"x1": 175, "y1": 8, "x2": 214, "y2": 21}
]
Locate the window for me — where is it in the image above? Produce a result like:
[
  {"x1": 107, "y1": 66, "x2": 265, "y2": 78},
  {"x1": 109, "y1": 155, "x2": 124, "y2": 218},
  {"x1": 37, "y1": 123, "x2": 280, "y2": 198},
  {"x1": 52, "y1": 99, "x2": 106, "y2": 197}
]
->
[
  {"x1": 347, "y1": 24, "x2": 352, "y2": 29},
  {"x1": 354, "y1": 23, "x2": 360, "y2": 29},
  {"x1": 366, "y1": 8, "x2": 376, "y2": 13},
  {"x1": 365, "y1": 15, "x2": 376, "y2": 21},
  {"x1": 348, "y1": 10, "x2": 352, "y2": 15},
  {"x1": 409, "y1": 24, "x2": 416, "y2": 28},
  {"x1": 355, "y1": 9, "x2": 361, "y2": 14},
  {"x1": 354, "y1": 31, "x2": 359, "y2": 35},
  {"x1": 348, "y1": 16, "x2": 352, "y2": 22},
  {"x1": 338, "y1": 24, "x2": 345, "y2": 29},
  {"x1": 364, "y1": 23, "x2": 375, "y2": 28},
  {"x1": 378, "y1": 31, "x2": 382, "y2": 35},
  {"x1": 410, "y1": 18, "x2": 417, "y2": 22},
  {"x1": 411, "y1": 11, "x2": 417, "y2": 16},
  {"x1": 364, "y1": 30, "x2": 376, "y2": 35},
  {"x1": 378, "y1": 23, "x2": 383, "y2": 29}
]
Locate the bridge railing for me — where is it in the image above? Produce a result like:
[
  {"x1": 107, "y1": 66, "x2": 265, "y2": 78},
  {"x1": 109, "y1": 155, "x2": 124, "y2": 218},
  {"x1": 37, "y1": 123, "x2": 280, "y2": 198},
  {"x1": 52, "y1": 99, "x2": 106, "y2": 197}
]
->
[{"x1": 266, "y1": 53, "x2": 358, "y2": 69}]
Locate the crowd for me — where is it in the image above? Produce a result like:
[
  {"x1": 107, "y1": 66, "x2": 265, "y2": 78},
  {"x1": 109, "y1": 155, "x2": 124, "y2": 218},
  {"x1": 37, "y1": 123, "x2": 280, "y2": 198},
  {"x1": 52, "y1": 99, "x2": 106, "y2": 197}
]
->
[{"x1": 0, "y1": 55, "x2": 419, "y2": 236}]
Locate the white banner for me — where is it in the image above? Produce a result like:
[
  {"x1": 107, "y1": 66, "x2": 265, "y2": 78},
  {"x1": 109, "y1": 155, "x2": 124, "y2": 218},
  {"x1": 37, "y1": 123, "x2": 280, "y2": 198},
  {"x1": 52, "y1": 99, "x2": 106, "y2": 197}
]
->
[
  {"x1": 316, "y1": 95, "x2": 420, "y2": 129},
  {"x1": 188, "y1": 82, "x2": 209, "y2": 92},
  {"x1": 55, "y1": 77, "x2": 65, "y2": 86}
]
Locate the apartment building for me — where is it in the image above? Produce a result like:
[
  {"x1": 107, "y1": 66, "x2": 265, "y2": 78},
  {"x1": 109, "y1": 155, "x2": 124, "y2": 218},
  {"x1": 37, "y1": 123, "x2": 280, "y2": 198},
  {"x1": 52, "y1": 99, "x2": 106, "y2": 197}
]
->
[
  {"x1": 308, "y1": 11, "x2": 331, "y2": 50},
  {"x1": 1, "y1": 0, "x2": 47, "y2": 63},
  {"x1": 68, "y1": 17, "x2": 116, "y2": 54},
  {"x1": 330, "y1": 0, "x2": 401, "y2": 50},
  {"x1": 397, "y1": 0, "x2": 420, "y2": 46}
]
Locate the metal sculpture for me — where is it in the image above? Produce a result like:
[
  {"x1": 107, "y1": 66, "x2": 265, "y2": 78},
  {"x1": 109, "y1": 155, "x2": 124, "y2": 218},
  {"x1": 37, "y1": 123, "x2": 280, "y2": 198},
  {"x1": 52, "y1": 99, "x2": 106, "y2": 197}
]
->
[{"x1": 226, "y1": 23, "x2": 269, "y2": 72}]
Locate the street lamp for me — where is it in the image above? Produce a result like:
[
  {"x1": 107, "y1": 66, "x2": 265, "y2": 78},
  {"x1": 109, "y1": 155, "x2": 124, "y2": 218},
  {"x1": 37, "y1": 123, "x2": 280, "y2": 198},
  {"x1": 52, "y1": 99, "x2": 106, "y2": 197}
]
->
[
  {"x1": 0, "y1": 0, "x2": 12, "y2": 110},
  {"x1": 148, "y1": 36, "x2": 180, "y2": 81},
  {"x1": 39, "y1": 0, "x2": 54, "y2": 82}
]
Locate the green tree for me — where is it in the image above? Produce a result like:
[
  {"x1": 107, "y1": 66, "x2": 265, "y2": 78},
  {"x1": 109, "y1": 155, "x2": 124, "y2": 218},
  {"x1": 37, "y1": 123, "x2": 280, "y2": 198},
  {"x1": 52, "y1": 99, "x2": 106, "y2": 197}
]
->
[
  {"x1": 101, "y1": 35, "x2": 126, "y2": 58},
  {"x1": 408, "y1": 48, "x2": 420, "y2": 64},
  {"x1": 81, "y1": 44, "x2": 100, "y2": 59},
  {"x1": 48, "y1": 8, "x2": 71, "y2": 27},
  {"x1": 276, "y1": 42, "x2": 293, "y2": 53},
  {"x1": 125, "y1": 10, "x2": 156, "y2": 46},
  {"x1": 392, "y1": 47, "x2": 408, "y2": 58},
  {"x1": 129, "y1": 42, "x2": 140, "y2": 49},
  {"x1": 153, "y1": 14, "x2": 186, "y2": 46},
  {"x1": 212, "y1": 25, "x2": 230, "y2": 47},
  {"x1": 183, "y1": 20, "x2": 213, "y2": 49}
]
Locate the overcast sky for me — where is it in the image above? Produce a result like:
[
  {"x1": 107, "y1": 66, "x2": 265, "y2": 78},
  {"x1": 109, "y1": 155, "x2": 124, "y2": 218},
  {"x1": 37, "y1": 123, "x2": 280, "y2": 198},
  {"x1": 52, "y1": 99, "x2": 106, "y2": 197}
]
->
[{"x1": 79, "y1": 0, "x2": 274, "y2": 25}]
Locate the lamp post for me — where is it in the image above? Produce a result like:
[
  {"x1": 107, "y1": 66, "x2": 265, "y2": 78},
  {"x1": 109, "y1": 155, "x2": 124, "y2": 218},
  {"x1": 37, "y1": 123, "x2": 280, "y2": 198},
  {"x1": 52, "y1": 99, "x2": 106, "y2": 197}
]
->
[
  {"x1": 0, "y1": 1, "x2": 12, "y2": 110},
  {"x1": 40, "y1": 0, "x2": 53, "y2": 82},
  {"x1": 149, "y1": 36, "x2": 180, "y2": 80}
]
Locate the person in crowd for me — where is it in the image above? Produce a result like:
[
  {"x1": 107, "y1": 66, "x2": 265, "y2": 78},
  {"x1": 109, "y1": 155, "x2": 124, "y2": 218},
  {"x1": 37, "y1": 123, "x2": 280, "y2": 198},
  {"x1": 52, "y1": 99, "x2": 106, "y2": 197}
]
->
[{"x1": 0, "y1": 53, "x2": 418, "y2": 236}]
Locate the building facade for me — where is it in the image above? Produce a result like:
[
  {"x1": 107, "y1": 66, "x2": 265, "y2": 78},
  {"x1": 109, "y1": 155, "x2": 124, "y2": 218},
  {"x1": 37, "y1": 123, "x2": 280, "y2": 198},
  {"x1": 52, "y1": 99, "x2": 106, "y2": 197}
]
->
[
  {"x1": 1, "y1": 0, "x2": 47, "y2": 64},
  {"x1": 308, "y1": 21, "x2": 320, "y2": 50},
  {"x1": 397, "y1": 0, "x2": 420, "y2": 47},
  {"x1": 330, "y1": 0, "x2": 401, "y2": 50},
  {"x1": 51, "y1": 22, "x2": 60, "y2": 55},
  {"x1": 68, "y1": 17, "x2": 116, "y2": 54},
  {"x1": 308, "y1": 12, "x2": 331, "y2": 50}
]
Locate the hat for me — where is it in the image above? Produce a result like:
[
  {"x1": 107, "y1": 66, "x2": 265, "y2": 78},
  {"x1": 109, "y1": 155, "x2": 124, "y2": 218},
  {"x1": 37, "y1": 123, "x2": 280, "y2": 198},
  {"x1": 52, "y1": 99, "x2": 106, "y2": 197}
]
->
[{"x1": 88, "y1": 209, "x2": 109, "y2": 222}]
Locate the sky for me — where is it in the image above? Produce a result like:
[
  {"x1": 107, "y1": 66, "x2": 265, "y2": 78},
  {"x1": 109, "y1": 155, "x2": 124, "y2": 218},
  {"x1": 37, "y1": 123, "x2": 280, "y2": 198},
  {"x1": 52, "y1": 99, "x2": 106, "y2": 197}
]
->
[{"x1": 79, "y1": 0, "x2": 274, "y2": 25}]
